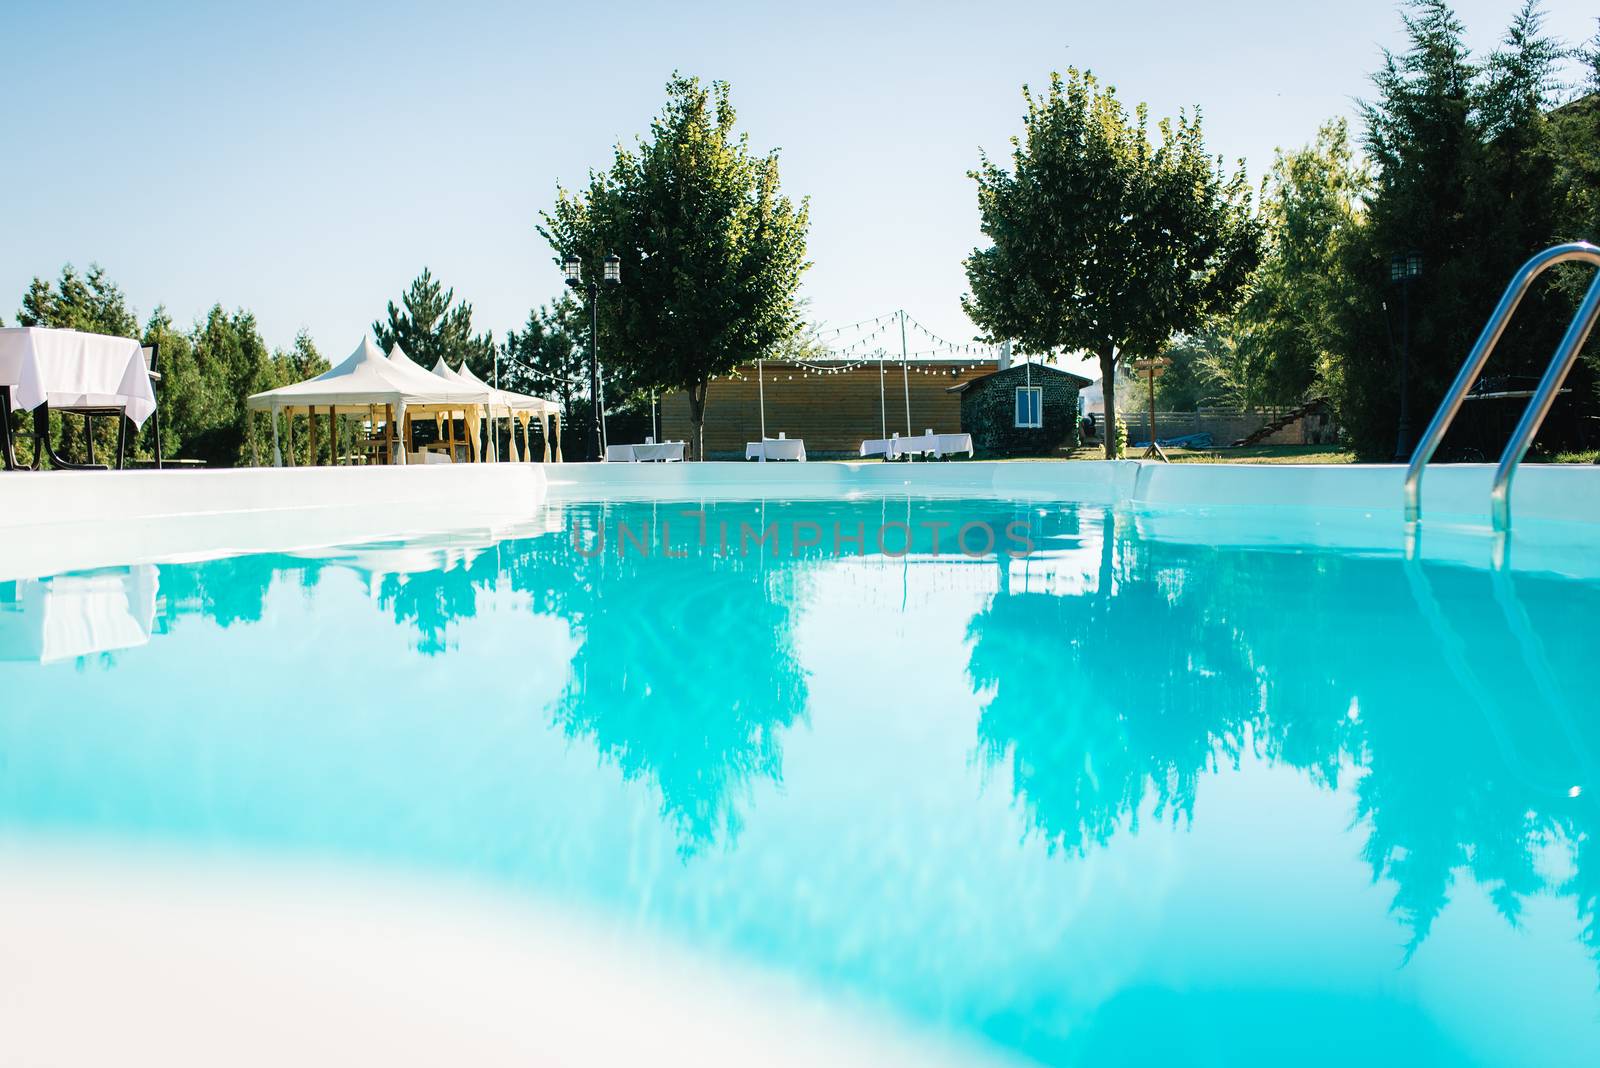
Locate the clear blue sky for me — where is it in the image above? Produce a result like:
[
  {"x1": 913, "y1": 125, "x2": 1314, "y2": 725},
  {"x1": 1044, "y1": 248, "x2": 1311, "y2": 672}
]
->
[{"x1": 2, "y1": 0, "x2": 1593, "y2": 371}]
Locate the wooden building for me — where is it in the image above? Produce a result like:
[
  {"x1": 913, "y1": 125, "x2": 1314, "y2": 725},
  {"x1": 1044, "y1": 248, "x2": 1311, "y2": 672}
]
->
[{"x1": 660, "y1": 359, "x2": 999, "y2": 459}]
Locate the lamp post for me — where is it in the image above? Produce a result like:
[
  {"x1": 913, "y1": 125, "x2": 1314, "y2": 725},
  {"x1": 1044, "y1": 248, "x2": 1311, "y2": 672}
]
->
[
  {"x1": 564, "y1": 252, "x2": 621, "y2": 460},
  {"x1": 1390, "y1": 250, "x2": 1423, "y2": 462}
]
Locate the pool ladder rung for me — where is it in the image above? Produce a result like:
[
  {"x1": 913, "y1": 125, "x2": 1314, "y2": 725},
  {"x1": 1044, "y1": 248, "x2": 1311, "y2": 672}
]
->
[{"x1": 1403, "y1": 242, "x2": 1600, "y2": 530}]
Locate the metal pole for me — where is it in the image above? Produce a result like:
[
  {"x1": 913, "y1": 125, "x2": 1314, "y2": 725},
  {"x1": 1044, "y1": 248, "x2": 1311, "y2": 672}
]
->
[
  {"x1": 651, "y1": 389, "x2": 658, "y2": 442},
  {"x1": 589, "y1": 281, "x2": 604, "y2": 460},
  {"x1": 1149, "y1": 369, "x2": 1158, "y2": 455},
  {"x1": 900, "y1": 310, "x2": 911, "y2": 442},
  {"x1": 878, "y1": 349, "x2": 886, "y2": 440},
  {"x1": 757, "y1": 359, "x2": 767, "y2": 463}
]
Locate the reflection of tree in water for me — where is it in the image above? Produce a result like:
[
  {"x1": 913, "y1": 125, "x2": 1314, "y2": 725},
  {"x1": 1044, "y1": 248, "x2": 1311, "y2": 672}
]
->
[
  {"x1": 970, "y1": 508, "x2": 1600, "y2": 970},
  {"x1": 522, "y1": 501, "x2": 813, "y2": 855},
  {"x1": 970, "y1": 510, "x2": 1260, "y2": 855},
  {"x1": 156, "y1": 553, "x2": 322, "y2": 630},
  {"x1": 374, "y1": 551, "x2": 501, "y2": 655}
]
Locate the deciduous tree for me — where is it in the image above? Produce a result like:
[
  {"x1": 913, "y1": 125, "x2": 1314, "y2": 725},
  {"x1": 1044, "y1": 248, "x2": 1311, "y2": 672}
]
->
[
  {"x1": 963, "y1": 68, "x2": 1260, "y2": 458},
  {"x1": 539, "y1": 74, "x2": 810, "y2": 459}
]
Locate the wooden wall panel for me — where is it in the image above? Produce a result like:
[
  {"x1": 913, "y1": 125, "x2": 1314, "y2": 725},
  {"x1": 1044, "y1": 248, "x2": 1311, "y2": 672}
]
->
[{"x1": 660, "y1": 360, "x2": 1000, "y2": 457}]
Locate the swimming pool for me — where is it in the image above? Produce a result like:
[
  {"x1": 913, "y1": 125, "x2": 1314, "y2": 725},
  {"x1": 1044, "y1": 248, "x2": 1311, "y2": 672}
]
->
[{"x1": 2, "y1": 473, "x2": 1598, "y2": 1065}]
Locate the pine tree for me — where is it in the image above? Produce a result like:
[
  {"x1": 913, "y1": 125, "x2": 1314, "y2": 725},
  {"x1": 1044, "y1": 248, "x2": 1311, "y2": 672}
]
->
[
  {"x1": 1336, "y1": 0, "x2": 1574, "y2": 458},
  {"x1": 372, "y1": 269, "x2": 495, "y2": 375}
]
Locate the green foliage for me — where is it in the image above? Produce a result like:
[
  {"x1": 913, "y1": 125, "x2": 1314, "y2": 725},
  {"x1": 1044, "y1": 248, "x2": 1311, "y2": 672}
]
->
[
  {"x1": 1112, "y1": 416, "x2": 1128, "y2": 458},
  {"x1": 18, "y1": 264, "x2": 138, "y2": 336},
  {"x1": 1154, "y1": 332, "x2": 1215, "y2": 411},
  {"x1": 539, "y1": 74, "x2": 811, "y2": 459},
  {"x1": 182, "y1": 306, "x2": 280, "y2": 466},
  {"x1": 141, "y1": 307, "x2": 198, "y2": 461},
  {"x1": 501, "y1": 295, "x2": 586, "y2": 420},
  {"x1": 1334, "y1": 0, "x2": 1581, "y2": 458},
  {"x1": 963, "y1": 68, "x2": 1261, "y2": 458},
  {"x1": 1228, "y1": 120, "x2": 1367, "y2": 407},
  {"x1": 372, "y1": 268, "x2": 495, "y2": 376},
  {"x1": 10, "y1": 267, "x2": 304, "y2": 469},
  {"x1": 252, "y1": 331, "x2": 332, "y2": 466}
]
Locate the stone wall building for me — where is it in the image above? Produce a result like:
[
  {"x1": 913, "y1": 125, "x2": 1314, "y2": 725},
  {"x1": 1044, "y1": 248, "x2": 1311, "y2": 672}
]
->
[{"x1": 947, "y1": 364, "x2": 1091, "y2": 459}]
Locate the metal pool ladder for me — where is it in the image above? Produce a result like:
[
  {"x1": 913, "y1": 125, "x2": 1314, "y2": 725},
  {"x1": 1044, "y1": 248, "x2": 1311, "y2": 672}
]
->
[{"x1": 1403, "y1": 241, "x2": 1600, "y2": 530}]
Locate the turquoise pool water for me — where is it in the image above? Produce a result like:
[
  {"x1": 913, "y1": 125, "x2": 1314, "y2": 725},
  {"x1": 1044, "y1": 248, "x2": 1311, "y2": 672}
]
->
[{"x1": 3, "y1": 495, "x2": 1598, "y2": 1066}]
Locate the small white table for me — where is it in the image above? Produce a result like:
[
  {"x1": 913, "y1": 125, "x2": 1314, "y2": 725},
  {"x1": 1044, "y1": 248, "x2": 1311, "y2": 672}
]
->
[
  {"x1": 0, "y1": 327, "x2": 157, "y2": 469},
  {"x1": 746, "y1": 438, "x2": 806, "y2": 462},
  {"x1": 0, "y1": 327, "x2": 155, "y2": 423},
  {"x1": 605, "y1": 441, "x2": 686, "y2": 462},
  {"x1": 860, "y1": 431, "x2": 974, "y2": 460}
]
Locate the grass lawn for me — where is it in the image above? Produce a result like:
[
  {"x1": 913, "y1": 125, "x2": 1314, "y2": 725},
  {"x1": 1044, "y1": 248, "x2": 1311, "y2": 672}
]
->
[
  {"x1": 833, "y1": 445, "x2": 1594, "y2": 465},
  {"x1": 1061, "y1": 444, "x2": 1358, "y2": 464}
]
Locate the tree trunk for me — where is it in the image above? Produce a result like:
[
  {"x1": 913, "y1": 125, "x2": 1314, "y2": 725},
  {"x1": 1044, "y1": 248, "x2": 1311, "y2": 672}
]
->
[
  {"x1": 1099, "y1": 344, "x2": 1119, "y2": 460},
  {"x1": 688, "y1": 381, "x2": 708, "y2": 461}
]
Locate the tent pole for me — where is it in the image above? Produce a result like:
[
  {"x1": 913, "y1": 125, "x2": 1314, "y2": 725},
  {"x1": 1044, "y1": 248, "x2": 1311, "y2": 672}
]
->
[
  {"x1": 900, "y1": 310, "x2": 912, "y2": 444},
  {"x1": 878, "y1": 349, "x2": 886, "y2": 440},
  {"x1": 272, "y1": 406, "x2": 282, "y2": 467}
]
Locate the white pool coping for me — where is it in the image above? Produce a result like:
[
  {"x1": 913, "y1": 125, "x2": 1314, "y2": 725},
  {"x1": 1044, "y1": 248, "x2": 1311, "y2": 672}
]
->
[{"x1": 1, "y1": 460, "x2": 1596, "y2": 581}]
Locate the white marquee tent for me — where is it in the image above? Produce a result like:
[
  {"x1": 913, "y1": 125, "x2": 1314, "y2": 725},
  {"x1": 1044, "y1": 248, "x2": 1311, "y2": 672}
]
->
[
  {"x1": 246, "y1": 338, "x2": 493, "y2": 466},
  {"x1": 430, "y1": 357, "x2": 560, "y2": 462}
]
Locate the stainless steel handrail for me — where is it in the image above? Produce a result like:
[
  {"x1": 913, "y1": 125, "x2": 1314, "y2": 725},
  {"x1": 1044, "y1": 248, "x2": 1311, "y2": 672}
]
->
[
  {"x1": 1403, "y1": 242, "x2": 1600, "y2": 525},
  {"x1": 1490, "y1": 265, "x2": 1600, "y2": 529}
]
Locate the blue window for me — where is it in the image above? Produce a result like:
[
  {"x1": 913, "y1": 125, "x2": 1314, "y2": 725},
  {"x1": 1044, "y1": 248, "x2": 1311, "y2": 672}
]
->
[{"x1": 1015, "y1": 386, "x2": 1043, "y2": 428}]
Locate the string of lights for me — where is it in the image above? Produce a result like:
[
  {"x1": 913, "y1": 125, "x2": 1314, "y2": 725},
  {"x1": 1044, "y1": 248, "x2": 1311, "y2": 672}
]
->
[{"x1": 709, "y1": 309, "x2": 1014, "y2": 383}]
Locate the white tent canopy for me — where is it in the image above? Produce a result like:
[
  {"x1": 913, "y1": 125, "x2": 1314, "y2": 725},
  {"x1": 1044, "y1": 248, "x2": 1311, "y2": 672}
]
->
[
  {"x1": 430, "y1": 356, "x2": 560, "y2": 461},
  {"x1": 431, "y1": 358, "x2": 557, "y2": 418},
  {"x1": 247, "y1": 338, "x2": 488, "y2": 413},
  {"x1": 246, "y1": 338, "x2": 494, "y2": 466}
]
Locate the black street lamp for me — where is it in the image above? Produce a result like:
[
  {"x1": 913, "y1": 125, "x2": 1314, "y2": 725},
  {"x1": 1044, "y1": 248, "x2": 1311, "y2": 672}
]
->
[
  {"x1": 564, "y1": 252, "x2": 622, "y2": 459},
  {"x1": 1389, "y1": 250, "x2": 1423, "y2": 462}
]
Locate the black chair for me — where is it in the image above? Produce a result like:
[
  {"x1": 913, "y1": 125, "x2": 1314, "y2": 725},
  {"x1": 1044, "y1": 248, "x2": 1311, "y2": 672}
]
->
[{"x1": 0, "y1": 383, "x2": 19, "y2": 470}]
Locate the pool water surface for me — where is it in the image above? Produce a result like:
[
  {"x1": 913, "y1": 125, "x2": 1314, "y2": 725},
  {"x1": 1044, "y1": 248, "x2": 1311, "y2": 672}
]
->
[{"x1": 2, "y1": 495, "x2": 1597, "y2": 1066}]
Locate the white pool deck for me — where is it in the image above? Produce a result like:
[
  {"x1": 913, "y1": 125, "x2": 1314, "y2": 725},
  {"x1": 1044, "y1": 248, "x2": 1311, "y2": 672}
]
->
[{"x1": 1, "y1": 459, "x2": 1597, "y2": 581}]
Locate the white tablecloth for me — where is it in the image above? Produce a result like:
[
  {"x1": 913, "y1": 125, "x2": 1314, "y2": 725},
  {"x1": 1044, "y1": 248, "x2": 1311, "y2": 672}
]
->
[
  {"x1": 0, "y1": 327, "x2": 156, "y2": 426},
  {"x1": 605, "y1": 442, "x2": 686, "y2": 462},
  {"x1": 0, "y1": 566, "x2": 158, "y2": 664},
  {"x1": 746, "y1": 438, "x2": 806, "y2": 462},
  {"x1": 860, "y1": 432, "x2": 974, "y2": 459}
]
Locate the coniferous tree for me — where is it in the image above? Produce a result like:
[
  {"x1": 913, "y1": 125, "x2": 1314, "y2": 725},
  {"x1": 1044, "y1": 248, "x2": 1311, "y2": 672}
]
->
[
  {"x1": 1336, "y1": 0, "x2": 1578, "y2": 458},
  {"x1": 372, "y1": 269, "x2": 495, "y2": 375}
]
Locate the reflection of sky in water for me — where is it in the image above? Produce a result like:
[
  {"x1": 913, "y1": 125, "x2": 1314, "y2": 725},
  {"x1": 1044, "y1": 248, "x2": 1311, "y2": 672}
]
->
[{"x1": 1, "y1": 497, "x2": 1598, "y2": 1067}]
